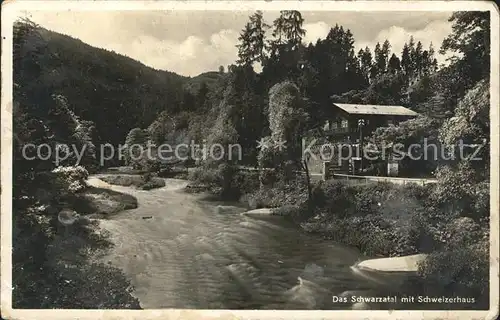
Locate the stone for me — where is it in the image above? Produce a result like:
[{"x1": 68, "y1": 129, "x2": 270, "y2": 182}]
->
[
  {"x1": 240, "y1": 208, "x2": 274, "y2": 217},
  {"x1": 355, "y1": 254, "x2": 427, "y2": 273}
]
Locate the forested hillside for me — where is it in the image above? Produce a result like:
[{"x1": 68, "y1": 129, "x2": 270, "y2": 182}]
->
[{"x1": 14, "y1": 19, "x2": 223, "y2": 150}]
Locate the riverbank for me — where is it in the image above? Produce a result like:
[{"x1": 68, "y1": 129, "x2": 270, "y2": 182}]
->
[
  {"x1": 72, "y1": 182, "x2": 138, "y2": 217},
  {"x1": 187, "y1": 168, "x2": 489, "y2": 307},
  {"x1": 251, "y1": 178, "x2": 489, "y2": 307},
  {"x1": 99, "y1": 174, "x2": 166, "y2": 190},
  {"x1": 12, "y1": 168, "x2": 142, "y2": 309}
]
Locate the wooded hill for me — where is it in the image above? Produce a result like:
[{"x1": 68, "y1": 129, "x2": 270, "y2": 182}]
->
[{"x1": 14, "y1": 20, "x2": 223, "y2": 149}]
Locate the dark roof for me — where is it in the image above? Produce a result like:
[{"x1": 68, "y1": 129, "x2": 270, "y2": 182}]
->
[{"x1": 333, "y1": 103, "x2": 419, "y2": 116}]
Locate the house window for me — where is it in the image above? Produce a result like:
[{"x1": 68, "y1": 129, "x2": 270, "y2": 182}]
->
[
  {"x1": 341, "y1": 119, "x2": 349, "y2": 128},
  {"x1": 331, "y1": 122, "x2": 338, "y2": 129}
]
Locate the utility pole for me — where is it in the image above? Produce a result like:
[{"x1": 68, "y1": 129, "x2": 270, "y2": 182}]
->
[{"x1": 358, "y1": 118, "x2": 365, "y2": 174}]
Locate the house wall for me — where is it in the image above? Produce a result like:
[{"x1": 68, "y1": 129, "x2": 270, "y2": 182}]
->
[
  {"x1": 324, "y1": 112, "x2": 414, "y2": 143},
  {"x1": 319, "y1": 107, "x2": 417, "y2": 176}
]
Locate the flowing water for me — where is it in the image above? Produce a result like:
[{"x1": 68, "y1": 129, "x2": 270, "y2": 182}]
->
[{"x1": 91, "y1": 176, "x2": 408, "y2": 310}]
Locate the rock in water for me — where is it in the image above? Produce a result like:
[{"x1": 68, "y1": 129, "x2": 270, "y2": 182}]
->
[
  {"x1": 58, "y1": 209, "x2": 80, "y2": 226},
  {"x1": 284, "y1": 276, "x2": 329, "y2": 309},
  {"x1": 240, "y1": 208, "x2": 274, "y2": 217},
  {"x1": 303, "y1": 263, "x2": 324, "y2": 278}
]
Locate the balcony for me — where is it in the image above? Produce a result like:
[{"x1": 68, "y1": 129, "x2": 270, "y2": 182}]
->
[{"x1": 324, "y1": 126, "x2": 351, "y2": 136}]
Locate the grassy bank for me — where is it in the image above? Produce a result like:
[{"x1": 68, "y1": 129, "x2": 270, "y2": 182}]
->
[
  {"x1": 67, "y1": 187, "x2": 138, "y2": 217},
  {"x1": 100, "y1": 174, "x2": 166, "y2": 190},
  {"x1": 13, "y1": 168, "x2": 141, "y2": 308},
  {"x1": 100, "y1": 166, "x2": 190, "y2": 180}
]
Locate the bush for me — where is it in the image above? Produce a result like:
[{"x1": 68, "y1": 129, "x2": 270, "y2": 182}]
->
[
  {"x1": 188, "y1": 163, "x2": 240, "y2": 199},
  {"x1": 142, "y1": 172, "x2": 152, "y2": 182},
  {"x1": 353, "y1": 182, "x2": 393, "y2": 216},
  {"x1": 67, "y1": 187, "x2": 138, "y2": 215},
  {"x1": 301, "y1": 215, "x2": 392, "y2": 256},
  {"x1": 417, "y1": 243, "x2": 489, "y2": 304},
  {"x1": 52, "y1": 165, "x2": 89, "y2": 193},
  {"x1": 231, "y1": 171, "x2": 260, "y2": 196},
  {"x1": 13, "y1": 220, "x2": 141, "y2": 309},
  {"x1": 446, "y1": 217, "x2": 483, "y2": 248},
  {"x1": 139, "y1": 178, "x2": 166, "y2": 190},
  {"x1": 246, "y1": 178, "x2": 309, "y2": 209},
  {"x1": 472, "y1": 180, "x2": 490, "y2": 220},
  {"x1": 303, "y1": 180, "x2": 446, "y2": 257},
  {"x1": 99, "y1": 175, "x2": 165, "y2": 190},
  {"x1": 311, "y1": 180, "x2": 357, "y2": 218},
  {"x1": 433, "y1": 162, "x2": 488, "y2": 220},
  {"x1": 385, "y1": 208, "x2": 439, "y2": 255},
  {"x1": 272, "y1": 203, "x2": 313, "y2": 221}
]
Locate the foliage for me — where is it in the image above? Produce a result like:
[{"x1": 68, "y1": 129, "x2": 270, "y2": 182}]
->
[
  {"x1": 245, "y1": 177, "x2": 309, "y2": 210},
  {"x1": 52, "y1": 165, "x2": 89, "y2": 193},
  {"x1": 439, "y1": 79, "x2": 489, "y2": 170},
  {"x1": 417, "y1": 242, "x2": 489, "y2": 303},
  {"x1": 13, "y1": 212, "x2": 141, "y2": 308},
  {"x1": 68, "y1": 187, "x2": 138, "y2": 215},
  {"x1": 231, "y1": 171, "x2": 261, "y2": 198},
  {"x1": 370, "y1": 116, "x2": 440, "y2": 146},
  {"x1": 147, "y1": 111, "x2": 176, "y2": 145},
  {"x1": 123, "y1": 128, "x2": 149, "y2": 168},
  {"x1": 99, "y1": 174, "x2": 166, "y2": 190},
  {"x1": 236, "y1": 11, "x2": 270, "y2": 66},
  {"x1": 301, "y1": 180, "x2": 443, "y2": 256},
  {"x1": 267, "y1": 10, "x2": 306, "y2": 59},
  {"x1": 311, "y1": 180, "x2": 357, "y2": 218},
  {"x1": 433, "y1": 162, "x2": 489, "y2": 219},
  {"x1": 432, "y1": 79, "x2": 490, "y2": 220},
  {"x1": 369, "y1": 115, "x2": 441, "y2": 176},
  {"x1": 189, "y1": 164, "x2": 238, "y2": 199},
  {"x1": 188, "y1": 84, "x2": 241, "y2": 198},
  {"x1": 440, "y1": 12, "x2": 490, "y2": 89},
  {"x1": 258, "y1": 81, "x2": 307, "y2": 186}
]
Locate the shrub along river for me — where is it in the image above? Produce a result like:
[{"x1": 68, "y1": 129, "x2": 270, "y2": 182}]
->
[{"x1": 90, "y1": 176, "x2": 424, "y2": 310}]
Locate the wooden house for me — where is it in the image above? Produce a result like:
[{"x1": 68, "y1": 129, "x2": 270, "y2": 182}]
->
[{"x1": 307, "y1": 103, "x2": 419, "y2": 176}]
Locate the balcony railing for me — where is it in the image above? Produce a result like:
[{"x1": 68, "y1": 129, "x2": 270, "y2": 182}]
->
[{"x1": 324, "y1": 126, "x2": 351, "y2": 135}]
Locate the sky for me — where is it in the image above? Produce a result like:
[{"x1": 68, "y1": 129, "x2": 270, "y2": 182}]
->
[{"x1": 20, "y1": 10, "x2": 454, "y2": 77}]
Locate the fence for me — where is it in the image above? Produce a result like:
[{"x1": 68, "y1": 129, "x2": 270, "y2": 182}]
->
[{"x1": 329, "y1": 173, "x2": 437, "y2": 186}]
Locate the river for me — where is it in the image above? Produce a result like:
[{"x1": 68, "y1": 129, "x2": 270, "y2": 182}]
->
[{"x1": 90, "y1": 176, "x2": 408, "y2": 310}]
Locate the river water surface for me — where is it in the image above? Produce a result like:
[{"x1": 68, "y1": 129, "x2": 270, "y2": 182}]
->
[{"x1": 91, "y1": 176, "x2": 406, "y2": 310}]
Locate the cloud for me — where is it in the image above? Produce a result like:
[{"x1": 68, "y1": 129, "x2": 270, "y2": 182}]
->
[
  {"x1": 106, "y1": 30, "x2": 239, "y2": 76},
  {"x1": 301, "y1": 19, "x2": 453, "y2": 66},
  {"x1": 355, "y1": 20, "x2": 453, "y2": 65},
  {"x1": 21, "y1": 10, "x2": 453, "y2": 76},
  {"x1": 24, "y1": 11, "x2": 239, "y2": 76},
  {"x1": 303, "y1": 21, "x2": 331, "y2": 45}
]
